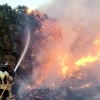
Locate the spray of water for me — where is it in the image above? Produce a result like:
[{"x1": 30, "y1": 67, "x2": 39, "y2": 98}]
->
[{"x1": 14, "y1": 28, "x2": 30, "y2": 72}]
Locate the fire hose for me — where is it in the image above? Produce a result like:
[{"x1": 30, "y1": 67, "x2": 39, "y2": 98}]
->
[{"x1": 0, "y1": 29, "x2": 30, "y2": 99}]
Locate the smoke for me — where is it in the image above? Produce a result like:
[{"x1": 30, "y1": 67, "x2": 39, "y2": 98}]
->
[
  {"x1": 38, "y1": 0, "x2": 100, "y2": 53},
  {"x1": 37, "y1": 0, "x2": 100, "y2": 99},
  {"x1": 38, "y1": 0, "x2": 100, "y2": 71},
  {"x1": 15, "y1": 0, "x2": 100, "y2": 99}
]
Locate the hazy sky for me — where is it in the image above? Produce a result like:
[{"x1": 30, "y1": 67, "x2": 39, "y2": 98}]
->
[{"x1": 0, "y1": 0, "x2": 50, "y2": 9}]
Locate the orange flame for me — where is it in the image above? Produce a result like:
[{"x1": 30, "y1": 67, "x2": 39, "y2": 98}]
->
[
  {"x1": 58, "y1": 54, "x2": 68, "y2": 77},
  {"x1": 62, "y1": 67, "x2": 68, "y2": 75},
  {"x1": 27, "y1": 8, "x2": 33, "y2": 14},
  {"x1": 80, "y1": 83, "x2": 91, "y2": 88},
  {"x1": 75, "y1": 54, "x2": 100, "y2": 66},
  {"x1": 94, "y1": 40, "x2": 100, "y2": 45}
]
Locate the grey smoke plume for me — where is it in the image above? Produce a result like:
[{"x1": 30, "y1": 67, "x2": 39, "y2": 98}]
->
[
  {"x1": 16, "y1": 1, "x2": 100, "y2": 99},
  {"x1": 38, "y1": 0, "x2": 100, "y2": 99},
  {"x1": 38, "y1": 0, "x2": 100, "y2": 68}
]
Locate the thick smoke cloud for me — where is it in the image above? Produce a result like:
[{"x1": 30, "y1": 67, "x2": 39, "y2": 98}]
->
[
  {"x1": 16, "y1": 1, "x2": 100, "y2": 99},
  {"x1": 38, "y1": 0, "x2": 100, "y2": 68},
  {"x1": 37, "y1": 0, "x2": 100, "y2": 99}
]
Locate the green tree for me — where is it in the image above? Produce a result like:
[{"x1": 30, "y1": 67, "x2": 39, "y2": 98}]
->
[{"x1": 0, "y1": 4, "x2": 40, "y2": 63}]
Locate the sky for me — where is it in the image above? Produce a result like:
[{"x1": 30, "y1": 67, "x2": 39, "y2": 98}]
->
[{"x1": 0, "y1": 0, "x2": 50, "y2": 9}]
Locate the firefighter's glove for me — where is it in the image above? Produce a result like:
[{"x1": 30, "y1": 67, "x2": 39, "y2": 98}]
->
[{"x1": 9, "y1": 71, "x2": 15, "y2": 77}]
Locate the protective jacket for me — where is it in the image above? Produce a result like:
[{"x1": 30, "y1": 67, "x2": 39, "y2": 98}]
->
[{"x1": 0, "y1": 71, "x2": 13, "y2": 100}]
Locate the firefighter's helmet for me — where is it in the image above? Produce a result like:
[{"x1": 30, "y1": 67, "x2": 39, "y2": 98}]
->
[{"x1": 1, "y1": 62, "x2": 8, "y2": 67}]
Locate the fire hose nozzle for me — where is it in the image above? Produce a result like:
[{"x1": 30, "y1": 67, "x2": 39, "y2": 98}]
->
[{"x1": 9, "y1": 71, "x2": 15, "y2": 77}]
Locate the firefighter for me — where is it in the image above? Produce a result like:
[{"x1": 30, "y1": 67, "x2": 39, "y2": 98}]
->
[{"x1": 0, "y1": 62, "x2": 13, "y2": 100}]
